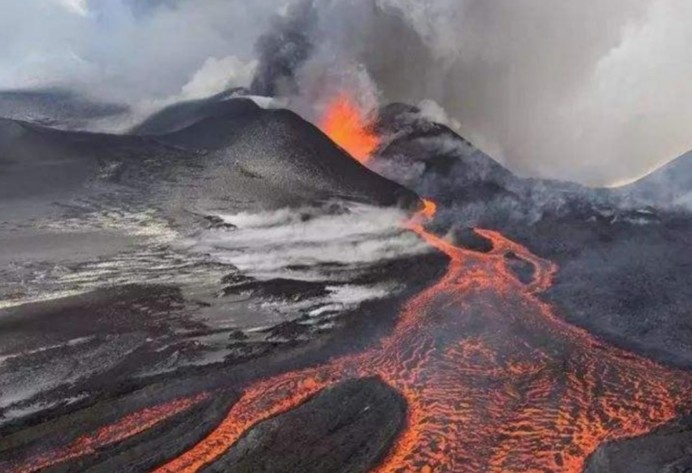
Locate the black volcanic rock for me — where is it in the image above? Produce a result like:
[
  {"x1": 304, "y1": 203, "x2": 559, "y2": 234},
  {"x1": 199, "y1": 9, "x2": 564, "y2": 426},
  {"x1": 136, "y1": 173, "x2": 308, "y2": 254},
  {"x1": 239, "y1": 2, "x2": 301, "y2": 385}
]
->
[
  {"x1": 0, "y1": 284, "x2": 206, "y2": 416},
  {"x1": 373, "y1": 102, "x2": 615, "y2": 227},
  {"x1": 0, "y1": 285, "x2": 186, "y2": 353},
  {"x1": 0, "y1": 117, "x2": 188, "y2": 202},
  {"x1": 534, "y1": 216, "x2": 692, "y2": 369},
  {"x1": 130, "y1": 91, "x2": 256, "y2": 137},
  {"x1": 584, "y1": 416, "x2": 692, "y2": 473},
  {"x1": 71, "y1": 393, "x2": 237, "y2": 473},
  {"x1": 375, "y1": 102, "x2": 513, "y2": 188},
  {"x1": 150, "y1": 100, "x2": 419, "y2": 210},
  {"x1": 446, "y1": 225, "x2": 493, "y2": 253},
  {"x1": 504, "y1": 251, "x2": 535, "y2": 285},
  {"x1": 202, "y1": 215, "x2": 238, "y2": 230},
  {"x1": 0, "y1": 244, "x2": 448, "y2": 472},
  {"x1": 0, "y1": 382, "x2": 238, "y2": 473},
  {"x1": 223, "y1": 278, "x2": 330, "y2": 302},
  {"x1": 201, "y1": 377, "x2": 406, "y2": 473},
  {"x1": 145, "y1": 97, "x2": 263, "y2": 150}
]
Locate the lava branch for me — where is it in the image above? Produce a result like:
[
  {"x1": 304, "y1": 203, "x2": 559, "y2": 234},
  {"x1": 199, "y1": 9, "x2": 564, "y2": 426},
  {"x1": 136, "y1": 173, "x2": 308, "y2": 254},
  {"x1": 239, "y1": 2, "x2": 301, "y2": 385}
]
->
[
  {"x1": 3, "y1": 393, "x2": 210, "y2": 473},
  {"x1": 5, "y1": 199, "x2": 690, "y2": 473},
  {"x1": 150, "y1": 199, "x2": 691, "y2": 473}
]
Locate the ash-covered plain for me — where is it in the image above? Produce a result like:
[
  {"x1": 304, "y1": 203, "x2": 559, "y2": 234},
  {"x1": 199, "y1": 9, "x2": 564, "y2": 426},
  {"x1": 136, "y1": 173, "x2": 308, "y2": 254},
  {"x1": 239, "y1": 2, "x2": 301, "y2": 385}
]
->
[{"x1": 0, "y1": 89, "x2": 690, "y2": 473}]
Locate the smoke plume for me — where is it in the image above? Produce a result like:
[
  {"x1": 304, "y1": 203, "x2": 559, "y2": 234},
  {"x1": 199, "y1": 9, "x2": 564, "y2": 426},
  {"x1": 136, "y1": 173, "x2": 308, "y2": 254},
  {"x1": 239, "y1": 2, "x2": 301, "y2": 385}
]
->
[{"x1": 2, "y1": 0, "x2": 692, "y2": 185}]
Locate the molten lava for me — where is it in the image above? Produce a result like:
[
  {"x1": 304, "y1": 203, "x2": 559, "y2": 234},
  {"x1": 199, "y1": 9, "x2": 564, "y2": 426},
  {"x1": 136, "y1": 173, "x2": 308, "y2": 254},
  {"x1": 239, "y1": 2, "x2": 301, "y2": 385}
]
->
[
  {"x1": 319, "y1": 93, "x2": 380, "y2": 164},
  {"x1": 5, "y1": 393, "x2": 209, "y2": 473},
  {"x1": 151, "y1": 202, "x2": 691, "y2": 473},
  {"x1": 421, "y1": 199, "x2": 437, "y2": 219},
  {"x1": 8, "y1": 202, "x2": 691, "y2": 473}
]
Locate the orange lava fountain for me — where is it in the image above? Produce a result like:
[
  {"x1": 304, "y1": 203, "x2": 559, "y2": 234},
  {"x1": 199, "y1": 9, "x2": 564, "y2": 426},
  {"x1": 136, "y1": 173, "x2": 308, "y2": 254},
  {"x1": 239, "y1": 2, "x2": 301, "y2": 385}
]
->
[
  {"x1": 151, "y1": 200, "x2": 691, "y2": 473},
  {"x1": 319, "y1": 93, "x2": 380, "y2": 164}
]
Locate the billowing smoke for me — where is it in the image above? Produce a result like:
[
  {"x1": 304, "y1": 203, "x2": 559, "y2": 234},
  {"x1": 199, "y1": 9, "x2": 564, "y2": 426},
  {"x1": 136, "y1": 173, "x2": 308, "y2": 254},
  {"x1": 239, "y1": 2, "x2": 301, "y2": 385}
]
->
[
  {"x1": 0, "y1": 0, "x2": 283, "y2": 101},
  {"x1": 3, "y1": 0, "x2": 692, "y2": 185},
  {"x1": 249, "y1": 1, "x2": 316, "y2": 98},
  {"x1": 184, "y1": 203, "x2": 430, "y2": 323},
  {"x1": 258, "y1": 0, "x2": 692, "y2": 186}
]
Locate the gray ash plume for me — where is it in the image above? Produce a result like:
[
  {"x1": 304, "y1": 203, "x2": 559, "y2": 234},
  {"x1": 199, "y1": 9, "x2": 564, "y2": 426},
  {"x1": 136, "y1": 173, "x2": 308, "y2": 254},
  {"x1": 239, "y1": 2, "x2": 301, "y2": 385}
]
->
[{"x1": 250, "y1": 1, "x2": 317, "y2": 97}]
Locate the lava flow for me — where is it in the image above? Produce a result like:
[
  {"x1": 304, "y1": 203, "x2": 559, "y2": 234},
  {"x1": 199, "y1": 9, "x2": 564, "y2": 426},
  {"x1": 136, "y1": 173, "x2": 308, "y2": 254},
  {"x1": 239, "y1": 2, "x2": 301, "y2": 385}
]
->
[
  {"x1": 3, "y1": 393, "x2": 210, "y2": 473},
  {"x1": 150, "y1": 200, "x2": 691, "y2": 473},
  {"x1": 3, "y1": 91, "x2": 688, "y2": 472},
  {"x1": 319, "y1": 93, "x2": 380, "y2": 164}
]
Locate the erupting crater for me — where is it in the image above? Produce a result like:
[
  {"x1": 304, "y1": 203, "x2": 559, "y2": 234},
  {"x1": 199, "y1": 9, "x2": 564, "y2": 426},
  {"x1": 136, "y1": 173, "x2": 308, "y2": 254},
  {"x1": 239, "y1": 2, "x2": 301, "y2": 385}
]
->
[{"x1": 319, "y1": 93, "x2": 380, "y2": 164}]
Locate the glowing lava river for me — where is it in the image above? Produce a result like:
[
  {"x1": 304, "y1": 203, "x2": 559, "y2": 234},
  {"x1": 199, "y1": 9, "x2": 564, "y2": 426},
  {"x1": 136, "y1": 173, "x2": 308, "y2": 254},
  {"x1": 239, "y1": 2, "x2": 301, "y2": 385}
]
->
[
  {"x1": 7, "y1": 201, "x2": 692, "y2": 473},
  {"x1": 156, "y1": 201, "x2": 690, "y2": 473}
]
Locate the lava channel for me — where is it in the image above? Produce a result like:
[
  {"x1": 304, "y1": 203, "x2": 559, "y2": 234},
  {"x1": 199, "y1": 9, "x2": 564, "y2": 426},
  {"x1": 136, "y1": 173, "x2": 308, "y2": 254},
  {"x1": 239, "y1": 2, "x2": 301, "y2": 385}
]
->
[
  {"x1": 148, "y1": 200, "x2": 691, "y2": 473},
  {"x1": 3, "y1": 393, "x2": 210, "y2": 473}
]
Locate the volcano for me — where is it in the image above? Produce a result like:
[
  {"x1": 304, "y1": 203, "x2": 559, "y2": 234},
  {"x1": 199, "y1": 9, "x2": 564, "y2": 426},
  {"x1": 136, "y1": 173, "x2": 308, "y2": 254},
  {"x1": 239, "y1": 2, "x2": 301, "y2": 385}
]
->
[
  {"x1": 0, "y1": 97, "x2": 416, "y2": 211},
  {"x1": 0, "y1": 91, "x2": 690, "y2": 473}
]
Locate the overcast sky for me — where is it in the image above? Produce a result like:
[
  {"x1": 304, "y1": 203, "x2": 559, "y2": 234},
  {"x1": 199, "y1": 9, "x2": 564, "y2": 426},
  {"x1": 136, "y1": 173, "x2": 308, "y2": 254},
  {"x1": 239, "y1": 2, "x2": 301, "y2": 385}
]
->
[{"x1": 1, "y1": 0, "x2": 691, "y2": 185}]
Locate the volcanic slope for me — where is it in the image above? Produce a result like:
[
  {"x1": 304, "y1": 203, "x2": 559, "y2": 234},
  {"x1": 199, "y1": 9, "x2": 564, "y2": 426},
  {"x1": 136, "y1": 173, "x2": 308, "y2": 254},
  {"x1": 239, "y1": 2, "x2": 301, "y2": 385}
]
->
[
  {"x1": 135, "y1": 97, "x2": 418, "y2": 210},
  {"x1": 620, "y1": 149, "x2": 692, "y2": 208},
  {"x1": 373, "y1": 103, "x2": 692, "y2": 370},
  {"x1": 1, "y1": 97, "x2": 417, "y2": 215},
  {"x1": 20, "y1": 203, "x2": 687, "y2": 473},
  {"x1": 130, "y1": 88, "x2": 254, "y2": 136},
  {"x1": 0, "y1": 97, "x2": 424, "y2": 398}
]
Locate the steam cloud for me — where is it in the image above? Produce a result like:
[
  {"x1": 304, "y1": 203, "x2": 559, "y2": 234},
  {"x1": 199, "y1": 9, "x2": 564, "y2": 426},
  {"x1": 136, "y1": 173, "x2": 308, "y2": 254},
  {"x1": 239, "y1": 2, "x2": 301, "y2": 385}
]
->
[{"x1": 3, "y1": 0, "x2": 692, "y2": 185}]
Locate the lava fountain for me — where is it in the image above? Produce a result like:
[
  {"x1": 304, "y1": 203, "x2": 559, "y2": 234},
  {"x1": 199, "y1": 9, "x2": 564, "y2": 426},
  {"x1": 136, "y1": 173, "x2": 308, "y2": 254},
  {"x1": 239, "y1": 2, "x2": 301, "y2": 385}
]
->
[{"x1": 319, "y1": 93, "x2": 380, "y2": 164}]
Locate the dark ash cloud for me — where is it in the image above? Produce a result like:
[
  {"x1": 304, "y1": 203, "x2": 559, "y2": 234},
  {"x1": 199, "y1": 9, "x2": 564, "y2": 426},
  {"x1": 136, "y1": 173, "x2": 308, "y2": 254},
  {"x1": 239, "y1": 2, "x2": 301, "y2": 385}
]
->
[{"x1": 2, "y1": 0, "x2": 691, "y2": 185}]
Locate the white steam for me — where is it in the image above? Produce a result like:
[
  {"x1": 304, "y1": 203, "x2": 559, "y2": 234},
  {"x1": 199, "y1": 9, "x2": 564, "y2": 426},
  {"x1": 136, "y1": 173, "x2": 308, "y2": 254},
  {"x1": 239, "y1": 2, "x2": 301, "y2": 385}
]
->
[
  {"x1": 183, "y1": 204, "x2": 430, "y2": 315},
  {"x1": 54, "y1": 0, "x2": 89, "y2": 16},
  {"x1": 0, "y1": 0, "x2": 285, "y2": 101},
  {"x1": 2, "y1": 0, "x2": 692, "y2": 185},
  {"x1": 180, "y1": 56, "x2": 257, "y2": 101},
  {"x1": 292, "y1": 0, "x2": 692, "y2": 185},
  {"x1": 188, "y1": 204, "x2": 428, "y2": 279}
]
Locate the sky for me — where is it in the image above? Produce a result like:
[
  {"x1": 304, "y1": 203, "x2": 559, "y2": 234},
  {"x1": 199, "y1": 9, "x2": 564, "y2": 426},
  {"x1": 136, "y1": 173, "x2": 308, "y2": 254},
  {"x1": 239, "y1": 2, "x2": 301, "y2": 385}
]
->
[{"x1": 1, "y1": 0, "x2": 691, "y2": 186}]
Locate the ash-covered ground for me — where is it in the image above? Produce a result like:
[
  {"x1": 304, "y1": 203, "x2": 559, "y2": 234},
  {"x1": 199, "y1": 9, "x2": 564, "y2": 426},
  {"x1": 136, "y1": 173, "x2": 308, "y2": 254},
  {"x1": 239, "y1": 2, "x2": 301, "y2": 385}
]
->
[{"x1": 0, "y1": 89, "x2": 690, "y2": 472}]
